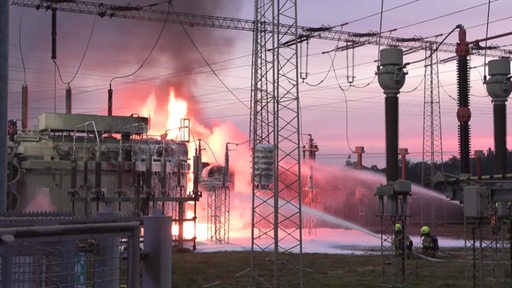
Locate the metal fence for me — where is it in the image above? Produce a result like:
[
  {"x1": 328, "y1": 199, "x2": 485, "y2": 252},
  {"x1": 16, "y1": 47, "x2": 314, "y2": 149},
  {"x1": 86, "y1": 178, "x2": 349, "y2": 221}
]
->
[{"x1": 0, "y1": 214, "x2": 141, "y2": 288}]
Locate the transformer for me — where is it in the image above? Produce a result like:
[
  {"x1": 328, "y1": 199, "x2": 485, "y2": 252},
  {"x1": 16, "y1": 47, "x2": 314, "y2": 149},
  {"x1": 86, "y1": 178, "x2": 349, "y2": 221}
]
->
[{"x1": 7, "y1": 112, "x2": 198, "y2": 250}]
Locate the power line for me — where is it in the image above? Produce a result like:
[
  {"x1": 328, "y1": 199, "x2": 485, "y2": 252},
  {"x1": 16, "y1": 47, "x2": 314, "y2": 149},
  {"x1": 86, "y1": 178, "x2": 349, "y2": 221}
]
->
[
  {"x1": 393, "y1": 0, "x2": 499, "y2": 32},
  {"x1": 8, "y1": 0, "x2": 512, "y2": 101},
  {"x1": 109, "y1": 1, "x2": 171, "y2": 86},
  {"x1": 9, "y1": 0, "x2": 511, "y2": 58},
  {"x1": 343, "y1": 0, "x2": 421, "y2": 27},
  {"x1": 53, "y1": 5, "x2": 97, "y2": 86},
  {"x1": 8, "y1": 0, "x2": 510, "y2": 132},
  {"x1": 170, "y1": 2, "x2": 249, "y2": 110},
  {"x1": 17, "y1": 10, "x2": 27, "y2": 84}
]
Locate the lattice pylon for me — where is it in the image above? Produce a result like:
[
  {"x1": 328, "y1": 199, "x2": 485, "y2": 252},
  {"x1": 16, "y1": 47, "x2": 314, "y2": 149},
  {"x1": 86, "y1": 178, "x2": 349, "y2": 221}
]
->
[
  {"x1": 250, "y1": 0, "x2": 302, "y2": 287},
  {"x1": 422, "y1": 42, "x2": 444, "y2": 187}
]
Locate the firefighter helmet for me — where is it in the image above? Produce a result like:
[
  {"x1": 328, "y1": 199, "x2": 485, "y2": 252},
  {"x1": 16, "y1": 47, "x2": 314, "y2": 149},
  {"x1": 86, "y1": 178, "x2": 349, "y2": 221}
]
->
[{"x1": 421, "y1": 226, "x2": 430, "y2": 235}]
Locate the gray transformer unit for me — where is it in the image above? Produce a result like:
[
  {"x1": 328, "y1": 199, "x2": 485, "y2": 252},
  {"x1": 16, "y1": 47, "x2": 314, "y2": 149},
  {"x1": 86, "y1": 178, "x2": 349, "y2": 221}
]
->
[{"x1": 7, "y1": 113, "x2": 198, "y2": 249}]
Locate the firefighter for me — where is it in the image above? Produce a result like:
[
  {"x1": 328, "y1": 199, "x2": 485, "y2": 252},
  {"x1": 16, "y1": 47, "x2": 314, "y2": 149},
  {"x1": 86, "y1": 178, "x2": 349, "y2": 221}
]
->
[
  {"x1": 420, "y1": 225, "x2": 439, "y2": 258},
  {"x1": 394, "y1": 223, "x2": 413, "y2": 257}
]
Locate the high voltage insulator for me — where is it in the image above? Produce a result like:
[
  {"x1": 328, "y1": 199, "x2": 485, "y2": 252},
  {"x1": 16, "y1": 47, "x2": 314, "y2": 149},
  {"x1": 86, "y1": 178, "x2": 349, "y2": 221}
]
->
[
  {"x1": 51, "y1": 7, "x2": 57, "y2": 60},
  {"x1": 485, "y1": 58, "x2": 512, "y2": 177},
  {"x1": 456, "y1": 26, "x2": 471, "y2": 175}
]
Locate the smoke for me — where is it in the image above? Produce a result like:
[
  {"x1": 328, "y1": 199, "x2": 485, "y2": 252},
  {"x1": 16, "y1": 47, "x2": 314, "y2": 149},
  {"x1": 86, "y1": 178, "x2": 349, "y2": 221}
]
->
[
  {"x1": 9, "y1": 1, "x2": 244, "y2": 122},
  {"x1": 116, "y1": 0, "x2": 244, "y2": 130},
  {"x1": 91, "y1": 0, "x2": 244, "y2": 81}
]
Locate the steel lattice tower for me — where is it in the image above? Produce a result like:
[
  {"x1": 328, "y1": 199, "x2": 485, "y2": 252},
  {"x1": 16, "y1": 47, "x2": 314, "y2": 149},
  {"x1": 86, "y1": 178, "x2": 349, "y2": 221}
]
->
[
  {"x1": 206, "y1": 185, "x2": 230, "y2": 243},
  {"x1": 250, "y1": 0, "x2": 302, "y2": 287},
  {"x1": 422, "y1": 42, "x2": 444, "y2": 187},
  {"x1": 206, "y1": 144, "x2": 233, "y2": 244}
]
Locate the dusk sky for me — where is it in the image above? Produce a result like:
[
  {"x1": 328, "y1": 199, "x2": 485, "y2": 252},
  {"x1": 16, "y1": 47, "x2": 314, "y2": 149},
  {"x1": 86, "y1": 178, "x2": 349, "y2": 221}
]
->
[{"x1": 7, "y1": 0, "x2": 512, "y2": 168}]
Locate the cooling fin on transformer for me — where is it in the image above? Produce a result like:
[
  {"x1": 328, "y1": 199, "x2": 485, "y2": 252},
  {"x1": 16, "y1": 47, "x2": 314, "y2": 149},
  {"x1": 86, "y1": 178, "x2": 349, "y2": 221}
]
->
[{"x1": 37, "y1": 113, "x2": 149, "y2": 134}]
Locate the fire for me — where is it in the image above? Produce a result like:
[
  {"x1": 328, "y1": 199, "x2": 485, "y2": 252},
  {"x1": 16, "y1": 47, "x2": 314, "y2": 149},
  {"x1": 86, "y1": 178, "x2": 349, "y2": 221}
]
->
[
  {"x1": 140, "y1": 92, "x2": 156, "y2": 126},
  {"x1": 140, "y1": 86, "x2": 207, "y2": 239},
  {"x1": 138, "y1": 85, "x2": 251, "y2": 244},
  {"x1": 139, "y1": 87, "x2": 190, "y2": 139},
  {"x1": 171, "y1": 210, "x2": 208, "y2": 241},
  {"x1": 139, "y1": 86, "x2": 195, "y2": 191},
  {"x1": 165, "y1": 87, "x2": 188, "y2": 140}
]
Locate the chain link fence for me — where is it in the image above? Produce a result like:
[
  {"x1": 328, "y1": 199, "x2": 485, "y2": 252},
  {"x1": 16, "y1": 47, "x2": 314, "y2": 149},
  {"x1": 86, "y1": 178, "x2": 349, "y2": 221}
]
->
[{"x1": 0, "y1": 213, "x2": 141, "y2": 288}]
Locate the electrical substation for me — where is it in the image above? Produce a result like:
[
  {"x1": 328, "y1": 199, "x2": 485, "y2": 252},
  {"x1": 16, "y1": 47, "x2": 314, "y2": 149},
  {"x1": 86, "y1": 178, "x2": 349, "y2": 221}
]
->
[{"x1": 2, "y1": 1, "x2": 512, "y2": 287}]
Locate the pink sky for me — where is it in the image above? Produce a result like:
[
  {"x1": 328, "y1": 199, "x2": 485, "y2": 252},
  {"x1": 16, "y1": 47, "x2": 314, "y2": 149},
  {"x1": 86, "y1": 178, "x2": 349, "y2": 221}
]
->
[{"x1": 7, "y1": 0, "x2": 512, "y2": 168}]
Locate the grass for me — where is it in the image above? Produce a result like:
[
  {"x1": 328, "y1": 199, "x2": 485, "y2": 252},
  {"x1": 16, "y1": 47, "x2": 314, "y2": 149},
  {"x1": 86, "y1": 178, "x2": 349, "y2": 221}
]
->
[
  {"x1": 171, "y1": 249, "x2": 477, "y2": 288},
  {"x1": 170, "y1": 224, "x2": 512, "y2": 287}
]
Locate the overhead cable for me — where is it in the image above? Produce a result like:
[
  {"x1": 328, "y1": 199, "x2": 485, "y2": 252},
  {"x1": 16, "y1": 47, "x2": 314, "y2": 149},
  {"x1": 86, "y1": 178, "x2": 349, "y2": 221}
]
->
[
  {"x1": 397, "y1": 0, "x2": 498, "y2": 32},
  {"x1": 18, "y1": 10, "x2": 26, "y2": 84},
  {"x1": 54, "y1": 13, "x2": 97, "y2": 85},
  {"x1": 483, "y1": 0, "x2": 491, "y2": 82},
  {"x1": 330, "y1": 53, "x2": 354, "y2": 153},
  {"x1": 109, "y1": 1, "x2": 171, "y2": 86},
  {"x1": 343, "y1": 0, "x2": 420, "y2": 26},
  {"x1": 402, "y1": 25, "x2": 460, "y2": 68},
  {"x1": 171, "y1": 2, "x2": 250, "y2": 110},
  {"x1": 376, "y1": 0, "x2": 385, "y2": 68}
]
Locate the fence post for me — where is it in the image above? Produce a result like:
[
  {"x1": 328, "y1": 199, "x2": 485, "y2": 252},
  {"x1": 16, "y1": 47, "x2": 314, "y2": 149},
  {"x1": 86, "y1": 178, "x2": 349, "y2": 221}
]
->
[
  {"x1": 129, "y1": 223, "x2": 141, "y2": 288},
  {"x1": 95, "y1": 212, "x2": 121, "y2": 288},
  {"x1": 143, "y1": 210, "x2": 172, "y2": 288},
  {"x1": 1, "y1": 235, "x2": 14, "y2": 288}
]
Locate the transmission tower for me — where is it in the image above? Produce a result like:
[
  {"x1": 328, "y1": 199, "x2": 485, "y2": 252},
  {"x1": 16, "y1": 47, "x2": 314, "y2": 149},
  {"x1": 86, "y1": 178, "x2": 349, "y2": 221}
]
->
[
  {"x1": 250, "y1": 0, "x2": 302, "y2": 287},
  {"x1": 422, "y1": 42, "x2": 444, "y2": 187}
]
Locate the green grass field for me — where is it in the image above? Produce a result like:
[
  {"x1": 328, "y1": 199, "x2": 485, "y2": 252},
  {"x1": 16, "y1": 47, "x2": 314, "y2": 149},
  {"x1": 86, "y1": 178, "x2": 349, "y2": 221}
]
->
[
  {"x1": 171, "y1": 249, "x2": 488, "y2": 288},
  {"x1": 170, "y1": 224, "x2": 512, "y2": 287}
]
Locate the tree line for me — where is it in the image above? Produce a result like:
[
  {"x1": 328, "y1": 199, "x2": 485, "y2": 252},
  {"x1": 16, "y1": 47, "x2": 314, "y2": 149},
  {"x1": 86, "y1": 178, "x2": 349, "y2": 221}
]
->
[{"x1": 345, "y1": 148, "x2": 512, "y2": 187}]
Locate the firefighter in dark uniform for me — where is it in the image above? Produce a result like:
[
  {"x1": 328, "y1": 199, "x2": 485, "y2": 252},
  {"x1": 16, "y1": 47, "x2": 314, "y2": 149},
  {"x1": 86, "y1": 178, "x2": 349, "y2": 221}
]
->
[
  {"x1": 420, "y1": 225, "x2": 439, "y2": 258},
  {"x1": 394, "y1": 223, "x2": 413, "y2": 257}
]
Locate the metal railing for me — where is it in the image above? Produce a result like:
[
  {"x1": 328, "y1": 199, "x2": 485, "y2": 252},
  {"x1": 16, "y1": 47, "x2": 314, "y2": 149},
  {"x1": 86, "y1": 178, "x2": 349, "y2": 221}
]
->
[{"x1": 0, "y1": 215, "x2": 141, "y2": 288}]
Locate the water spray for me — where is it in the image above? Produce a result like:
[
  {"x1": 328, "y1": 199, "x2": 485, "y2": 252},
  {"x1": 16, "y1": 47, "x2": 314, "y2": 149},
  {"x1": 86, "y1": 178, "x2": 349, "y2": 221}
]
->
[{"x1": 302, "y1": 205, "x2": 380, "y2": 239}]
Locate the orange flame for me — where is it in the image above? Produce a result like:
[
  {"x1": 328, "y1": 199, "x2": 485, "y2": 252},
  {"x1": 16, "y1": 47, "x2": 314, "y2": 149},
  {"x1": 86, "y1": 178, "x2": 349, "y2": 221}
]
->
[
  {"x1": 170, "y1": 210, "x2": 208, "y2": 241},
  {"x1": 140, "y1": 92, "x2": 156, "y2": 122},
  {"x1": 138, "y1": 85, "x2": 252, "y2": 241},
  {"x1": 165, "y1": 87, "x2": 188, "y2": 140}
]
